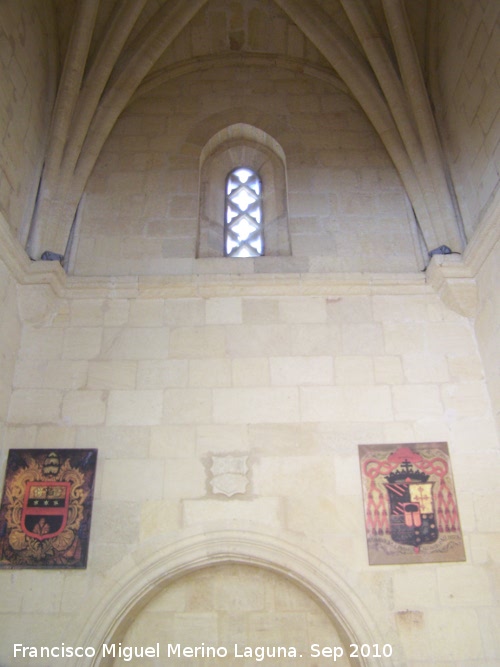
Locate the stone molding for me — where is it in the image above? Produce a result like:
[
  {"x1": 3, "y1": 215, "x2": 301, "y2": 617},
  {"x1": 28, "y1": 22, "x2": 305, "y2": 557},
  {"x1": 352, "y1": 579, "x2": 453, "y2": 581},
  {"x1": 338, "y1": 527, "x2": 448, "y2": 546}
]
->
[
  {"x1": 425, "y1": 188, "x2": 500, "y2": 317},
  {"x1": 66, "y1": 527, "x2": 396, "y2": 667},
  {"x1": 197, "y1": 124, "x2": 291, "y2": 258},
  {"x1": 209, "y1": 454, "x2": 250, "y2": 497},
  {"x1": 425, "y1": 256, "x2": 477, "y2": 317},
  {"x1": 136, "y1": 52, "x2": 349, "y2": 100},
  {"x1": 0, "y1": 211, "x2": 66, "y2": 294},
  {"x1": 1, "y1": 206, "x2": 497, "y2": 313}
]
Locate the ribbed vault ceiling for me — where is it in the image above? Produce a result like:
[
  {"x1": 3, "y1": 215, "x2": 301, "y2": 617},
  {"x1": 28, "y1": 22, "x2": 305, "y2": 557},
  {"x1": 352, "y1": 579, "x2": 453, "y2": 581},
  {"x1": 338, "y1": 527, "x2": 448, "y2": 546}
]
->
[{"x1": 30, "y1": 0, "x2": 465, "y2": 264}]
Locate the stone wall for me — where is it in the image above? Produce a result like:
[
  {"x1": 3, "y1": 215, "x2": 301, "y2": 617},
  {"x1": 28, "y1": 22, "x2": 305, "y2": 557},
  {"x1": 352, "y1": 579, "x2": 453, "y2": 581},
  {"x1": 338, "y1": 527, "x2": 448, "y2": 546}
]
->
[
  {"x1": 155, "y1": 0, "x2": 329, "y2": 66},
  {"x1": 115, "y1": 563, "x2": 351, "y2": 667},
  {"x1": 475, "y1": 231, "x2": 500, "y2": 434},
  {"x1": 434, "y1": 0, "x2": 500, "y2": 239},
  {"x1": 1, "y1": 271, "x2": 499, "y2": 666},
  {"x1": 0, "y1": 259, "x2": 21, "y2": 463},
  {"x1": 0, "y1": 3, "x2": 499, "y2": 667},
  {"x1": 0, "y1": 2, "x2": 56, "y2": 244},
  {"x1": 73, "y1": 65, "x2": 419, "y2": 276}
]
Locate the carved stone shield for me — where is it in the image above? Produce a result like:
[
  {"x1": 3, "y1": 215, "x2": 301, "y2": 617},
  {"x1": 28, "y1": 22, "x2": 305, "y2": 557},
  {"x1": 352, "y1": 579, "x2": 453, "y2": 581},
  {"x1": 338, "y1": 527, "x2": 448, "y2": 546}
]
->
[{"x1": 210, "y1": 455, "x2": 249, "y2": 497}]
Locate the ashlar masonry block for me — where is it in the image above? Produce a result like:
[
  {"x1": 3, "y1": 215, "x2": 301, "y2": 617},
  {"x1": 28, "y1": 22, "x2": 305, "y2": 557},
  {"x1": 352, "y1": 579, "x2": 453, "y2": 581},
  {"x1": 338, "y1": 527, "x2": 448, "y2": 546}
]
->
[
  {"x1": 129, "y1": 299, "x2": 165, "y2": 327},
  {"x1": 270, "y1": 356, "x2": 333, "y2": 386},
  {"x1": 479, "y1": 606, "x2": 500, "y2": 663},
  {"x1": 0, "y1": 579, "x2": 22, "y2": 613},
  {"x1": 16, "y1": 285, "x2": 60, "y2": 327},
  {"x1": 140, "y1": 501, "x2": 181, "y2": 540},
  {"x1": 335, "y1": 356, "x2": 374, "y2": 385},
  {"x1": 253, "y1": 456, "x2": 336, "y2": 497},
  {"x1": 383, "y1": 321, "x2": 426, "y2": 354},
  {"x1": 107, "y1": 390, "x2": 163, "y2": 425},
  {"x1": 441, "y1": 381, "x2": 491, "y2": 417},
  {"x1": 449, "y1": 418, "x2": 498, "y2": 450},
  {"x1": 91, "y1": 499, "x2": 141, "y2": 545},
  {"x1": 278, "y1": 297, "x2": 327, "y2": 323},
  {"x1": 3, "y1": 425, "x2": 37, "y2": 449},
  {"x1": 213, "y1": 387, "x2": 299, "y2": 424},
  {"x1": 8, "y1": 389, "x2": 62, "y2": 424},
  {"x1": 189, "y1": 358, "x2": 232, "y2": 387},
  {"x1": 213, "y1": 571, "x2": 266, "y2": 613},
  {"x1": 150, "y1": 424, "x2": 197, "y2": 458},
  {"x1": 474, "y1": 494, "x2": 500, "y2": 532},
  {"x1": 182, "y1": 497, "x2": 282, "y2": 529},
  {"x1": 373, "y1": 356, "x2": 404, "y2": 384},
  {"x1": 87, "y1": 360, "x2": 137, "y2": 390},
  {"x1": 205, "y1": 297, "x2": 242, "y2": 324},
  {"x1": 383, "y1": 421, "x2": 416, "y2": 444},
  {"x1": 103, "y1": 299, "x2": 130, "y2": 326},
  {"x1": 426, "y1": 321, "x2": 477, "y2": 356},
  {"x1": 137, "y1": 359, "x2": 188, "y2": 389},
  {"x1": 170, "y1": 612, "x2": 219, "y2": 647},
  {"x1": 226, "y1": 324, "x2": 293, "y2": 357},
  {"x1": 469, "y1": 532, "x2": 500, "y2": 564},
  {"x1": 195, "y1": 424, "x2": 249, "y2": 454},
  {"x1": 413, "y1": 420, "x2": 451, "y2": 444},
  {"x1": 402, "y1": 353, "x2": 450, "y2": 383},
  {"x1": 63, "y1": 327, "x2": 102, "y2": 360},
  {"x1": 14, "y1": 359, "x2": 88, "y2": 389},
  {"x1": 19, "y1": 571, "x2": 65, "y2": 613},
  {"x1": 75, "y1": 425, "x2": 149, "y2": 458},
  {"x1": 231, "y1": 357, "x2": 270, "y2": 387},
  {"x1": 235, "y1": 611, "x2": 311, "y2": 648},
  {"x1": 300, "y1": 386, "x2": 393, "y2": 422},
  {"x1": 61, "y1": 390, "x2": 106, "y2": 426},
  {"x1": 163, "y1": 458, "x2": 206, "y2": 498},
  {"x1": 101, "y1": 328, "x2": 169, "y2": 360},
  {"x1": 447, "y1": 355, "x2": 484, "y2": 382},
  {"x1": 326, "y1": 295, "x2": 373, "y2": 324},
  {"x1": 392, "y1": 384, "x2": 443, "y2": 420},
  {"x1": 169, "y1": 326, "x2": 226, "y2": 358},
  {"x1": 101, "y1": 459, "x2": 164, "y2": 500},
  {"x1": 437, "y1": 565, "x2": 494, "y2": 606},
  {"x1": 372, "y1": 295, "x2": 430, "y2": 322},
  {"x1": 289, "y1": 323, "x2": 342, "y2": 356},
  {"x1": 286, "y1": 494, "x2": 360, "y2": 537},
  {"x1": 392, "y1": 570, "x2": 439, "y2": 609},
  {"x1": 36, "y1": 425, "x2": 76, "y2": 448},
  {"x1": 69, "y1": 299, "x2": 105, "y2": 326},
  {"x1": 19, "y1": 326, "x2": 65, "y2": 359},
  {"x1": 242, "y1": 298, "x2": 280, "y2": 324},
  {"x1": 163, "y1": 388, "x2": 212, "y2": 424},
  {"x1": 396, "y1": 608, "x2": 483, "y2": 661}
]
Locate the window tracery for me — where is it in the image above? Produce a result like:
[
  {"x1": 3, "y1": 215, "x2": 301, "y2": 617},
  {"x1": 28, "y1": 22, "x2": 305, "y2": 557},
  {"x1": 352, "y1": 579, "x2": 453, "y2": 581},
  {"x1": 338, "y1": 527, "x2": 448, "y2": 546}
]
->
[
  {"x1": 225, "y1": 168, "x2": 263, "y2": 257},
  {"x1": 197, "y1": 123, "x2": 290, "y2": 259}
]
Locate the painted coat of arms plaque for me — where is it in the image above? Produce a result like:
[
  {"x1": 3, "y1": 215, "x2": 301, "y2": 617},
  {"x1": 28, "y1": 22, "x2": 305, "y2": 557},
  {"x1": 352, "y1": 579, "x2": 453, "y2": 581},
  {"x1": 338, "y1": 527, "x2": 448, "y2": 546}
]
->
[
  {"x1": 359, "y1": 443, "x2": 465, "y2": 565},
  {"x1": 0, "y1": 449, "x2": 97, "y2": 568}
]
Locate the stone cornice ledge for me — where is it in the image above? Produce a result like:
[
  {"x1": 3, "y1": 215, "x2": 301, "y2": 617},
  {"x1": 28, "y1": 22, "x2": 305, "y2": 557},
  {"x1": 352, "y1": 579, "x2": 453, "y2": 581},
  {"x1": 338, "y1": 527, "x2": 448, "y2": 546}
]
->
[
  {"x1": 1, "y1": 196, "x2": 498, "y2": 305},
  {"x1": 425, "y1": 187, "x2": 500, "y2": 317},
  {"x1": 0, "y1": 213, "x2": 430, "y2": 297},
  {"x1": 64, "y1": 271, "x2": 430, "y2": 299},
  {"x1": 0, "y1": 212, "x2": 67, "y2": 294},
  {"x1": 425, "y1": 255, "x2": 477, "y2": 317}
]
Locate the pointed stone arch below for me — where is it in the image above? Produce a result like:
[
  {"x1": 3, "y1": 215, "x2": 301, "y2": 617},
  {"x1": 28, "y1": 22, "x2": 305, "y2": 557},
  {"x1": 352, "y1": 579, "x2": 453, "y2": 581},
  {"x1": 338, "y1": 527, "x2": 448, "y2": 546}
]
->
[{"x1": 68, "y1": 528, "x2": 397, "y2": 667}]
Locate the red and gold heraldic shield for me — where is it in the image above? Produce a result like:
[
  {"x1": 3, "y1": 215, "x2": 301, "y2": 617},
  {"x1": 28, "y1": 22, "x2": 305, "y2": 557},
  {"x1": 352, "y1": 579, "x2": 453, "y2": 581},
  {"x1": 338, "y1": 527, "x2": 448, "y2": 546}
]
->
[
  {"x1": 21, "y1": 481, "x2": 71, "y2": 540},
  {"x1": 0, "y1": 449, "x2": 97, "y2": 568},
  {"x1": 358, "y1": 442, "x2": 465, "y2": 565}
]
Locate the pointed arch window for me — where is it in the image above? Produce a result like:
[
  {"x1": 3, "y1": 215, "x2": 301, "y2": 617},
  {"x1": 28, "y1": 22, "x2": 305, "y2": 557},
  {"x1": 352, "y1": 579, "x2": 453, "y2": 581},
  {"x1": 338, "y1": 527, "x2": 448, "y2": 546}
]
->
[{"x1": 225, "y1": 167, "x2": 263, "y2": 257}]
